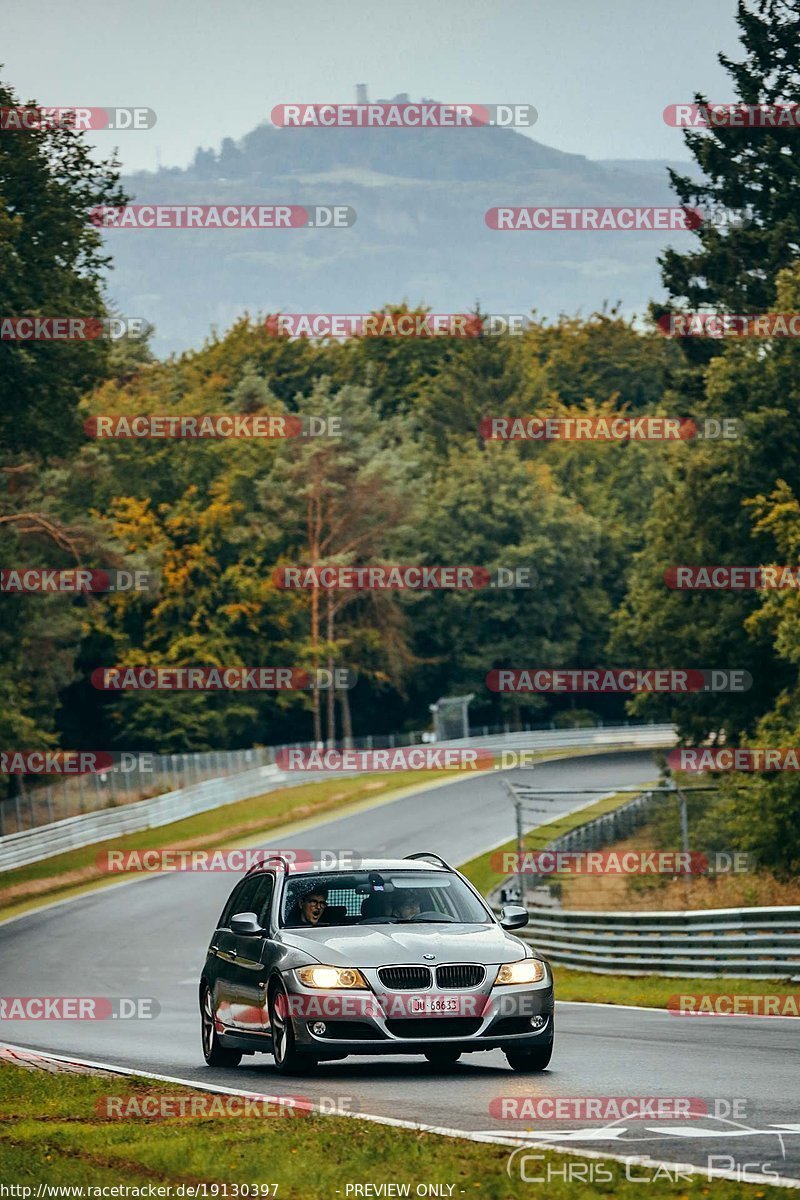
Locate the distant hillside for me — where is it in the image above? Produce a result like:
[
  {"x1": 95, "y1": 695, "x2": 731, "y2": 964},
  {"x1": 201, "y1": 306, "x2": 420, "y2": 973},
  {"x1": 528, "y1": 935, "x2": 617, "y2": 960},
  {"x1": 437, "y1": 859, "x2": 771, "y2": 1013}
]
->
[
  {"x1": 597, "y1": 158, "x2": 701, "y2": 177},
  {"x1": 106, "y1": 120, "x2": 698, "y2": 356}
]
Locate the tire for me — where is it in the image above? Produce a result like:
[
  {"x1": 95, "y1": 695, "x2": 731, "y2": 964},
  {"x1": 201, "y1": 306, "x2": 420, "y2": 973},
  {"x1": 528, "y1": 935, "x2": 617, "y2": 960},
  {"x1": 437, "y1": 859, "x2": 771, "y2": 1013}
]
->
[
  {"x1": 201, "y1": 984, "x2": 242, "y2": 1068},
  {"x1": 269, "y1": 981, "x2": 317, "y2": 1076},
  {"x1": 424, "y1": 1048, "x2": 462, "y2": 1067},
  {"x1": 505, "y1": 1039, "x2": 553, "y2": 1073}
]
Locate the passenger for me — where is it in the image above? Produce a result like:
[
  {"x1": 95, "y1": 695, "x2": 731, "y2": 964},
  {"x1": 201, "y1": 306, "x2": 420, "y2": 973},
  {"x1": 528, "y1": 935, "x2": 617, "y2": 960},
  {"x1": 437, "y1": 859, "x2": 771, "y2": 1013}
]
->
[
  {"x1": 360, "y1": 892, "x2": 393, "y2": 920},
  {"x1": 392, "y1": 890, "x2": 421, "y2": 920},
  {"x1": 286, "y1": 884, "x2": 328, "y2": 926}
]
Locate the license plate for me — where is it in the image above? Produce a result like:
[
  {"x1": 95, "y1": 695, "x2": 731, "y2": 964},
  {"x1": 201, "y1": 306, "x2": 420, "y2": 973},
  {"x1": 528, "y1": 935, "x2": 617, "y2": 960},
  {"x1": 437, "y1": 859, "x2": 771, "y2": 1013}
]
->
[{"x1": 407, "y1": 996, "x2": 460, "y2": 1015}]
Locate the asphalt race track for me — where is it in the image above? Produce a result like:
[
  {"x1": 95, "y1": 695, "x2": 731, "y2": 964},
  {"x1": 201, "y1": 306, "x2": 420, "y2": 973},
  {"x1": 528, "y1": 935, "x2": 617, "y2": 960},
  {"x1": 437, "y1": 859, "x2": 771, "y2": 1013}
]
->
[{"x1": 2, "y1": 749, "x2": 799, "y2": 1185}]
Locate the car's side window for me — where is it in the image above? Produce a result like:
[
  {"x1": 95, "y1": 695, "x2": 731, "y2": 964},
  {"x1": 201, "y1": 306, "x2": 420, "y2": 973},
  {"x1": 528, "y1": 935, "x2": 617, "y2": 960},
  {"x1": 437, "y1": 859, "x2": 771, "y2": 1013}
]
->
[
  {"x1": 251, "y1": 874, "x2": 275, "y2": 928},
  {"x1": 218, "y1": 882, "x2": 245, "y2": 929},
  {"x1": 219, "y1": 877, "x2": 260, "y2": 928}
]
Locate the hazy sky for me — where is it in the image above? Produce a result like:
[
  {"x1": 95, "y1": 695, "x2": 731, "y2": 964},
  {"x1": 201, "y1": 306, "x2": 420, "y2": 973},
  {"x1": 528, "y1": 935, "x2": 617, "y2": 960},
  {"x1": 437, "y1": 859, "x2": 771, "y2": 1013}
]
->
[{"x1": 4, "y1": 0, "x2": 742, "y2": 174}]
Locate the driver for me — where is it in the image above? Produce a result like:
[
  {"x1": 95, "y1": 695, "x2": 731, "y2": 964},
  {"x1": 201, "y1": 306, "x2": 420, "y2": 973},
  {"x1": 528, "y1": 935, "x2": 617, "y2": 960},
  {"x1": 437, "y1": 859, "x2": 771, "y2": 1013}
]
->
[
  {"x1": 287, "y1": 884, "x2": 328, "y2": 926},
  {"x1": 392, "y1": 890, "x2": 421, "y2": 920}
]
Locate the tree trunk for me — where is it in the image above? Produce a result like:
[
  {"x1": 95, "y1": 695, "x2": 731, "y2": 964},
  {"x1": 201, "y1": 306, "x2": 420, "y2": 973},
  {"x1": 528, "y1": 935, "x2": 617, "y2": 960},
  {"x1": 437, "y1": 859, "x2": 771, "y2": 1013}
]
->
[
  {"x1": 325, "y1": 591, "x2": 336, "y2": 746},
  {"x1": 339, "y1": 685, "x2": 353, "y2": 748},
  {"x1": 309, "y1": 494, "x2": 322, "y2": 745}
]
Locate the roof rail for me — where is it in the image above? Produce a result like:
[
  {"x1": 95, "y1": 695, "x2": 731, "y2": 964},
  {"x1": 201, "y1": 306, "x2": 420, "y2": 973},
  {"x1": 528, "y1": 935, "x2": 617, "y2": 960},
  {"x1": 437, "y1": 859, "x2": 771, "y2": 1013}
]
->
[
  {"x1": 404, "y1": 851, "x2": 454, "y2": 870},
  {"x1": 245, "y1": 854, "x2": 294, "y2": 875}
]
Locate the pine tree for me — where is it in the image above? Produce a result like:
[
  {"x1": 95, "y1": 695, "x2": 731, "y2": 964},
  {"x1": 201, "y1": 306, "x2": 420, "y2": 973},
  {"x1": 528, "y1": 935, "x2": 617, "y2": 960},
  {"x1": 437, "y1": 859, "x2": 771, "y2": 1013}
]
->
[{"x1": 658, "y1": 0, "x2": 800, "y2": 315}]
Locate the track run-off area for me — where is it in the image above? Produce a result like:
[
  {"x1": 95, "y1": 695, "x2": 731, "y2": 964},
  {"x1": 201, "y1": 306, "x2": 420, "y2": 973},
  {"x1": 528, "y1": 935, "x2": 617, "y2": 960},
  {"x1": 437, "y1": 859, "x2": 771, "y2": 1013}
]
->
[{"x1": 1, "y1": 750, "x2": 798, "y2": 1186}]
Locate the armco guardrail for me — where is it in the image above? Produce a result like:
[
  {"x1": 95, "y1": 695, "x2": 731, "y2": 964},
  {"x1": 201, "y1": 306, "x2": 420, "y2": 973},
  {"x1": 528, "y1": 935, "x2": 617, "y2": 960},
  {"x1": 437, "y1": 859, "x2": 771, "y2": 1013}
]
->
[
  {"x1": 0, "y1": 721, "x2": 675, "y2": 836},
  {"x1": 517, "y1": 905, "x2": 800, "y2": 979},
  {"x1": 0, "y1": 763, "x2": 304, "y2": 874},
  {"x1": 439, "y1": 724, "x2": 676, "y2": 752},
  {"x1": 0, "y1": 723, "x2": 674, "y2": 873}
]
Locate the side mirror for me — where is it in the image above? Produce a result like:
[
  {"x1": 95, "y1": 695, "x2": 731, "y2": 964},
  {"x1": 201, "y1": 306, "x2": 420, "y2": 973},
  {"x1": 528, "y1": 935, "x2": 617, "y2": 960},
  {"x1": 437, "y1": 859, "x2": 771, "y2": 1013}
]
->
[
  {"x1": 499, "y1": 904, "x2": 528, "y2": 930},
  {"x1": 230, "y1": 911, "x2": 262, "y2": 936}
]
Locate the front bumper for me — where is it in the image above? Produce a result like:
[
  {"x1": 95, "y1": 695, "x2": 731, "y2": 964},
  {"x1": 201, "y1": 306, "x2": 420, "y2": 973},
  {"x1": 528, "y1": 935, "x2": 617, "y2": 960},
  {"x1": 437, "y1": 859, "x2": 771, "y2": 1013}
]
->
[{"x1": 283, "y1": 965, "x2": 554, "y2": 1056}]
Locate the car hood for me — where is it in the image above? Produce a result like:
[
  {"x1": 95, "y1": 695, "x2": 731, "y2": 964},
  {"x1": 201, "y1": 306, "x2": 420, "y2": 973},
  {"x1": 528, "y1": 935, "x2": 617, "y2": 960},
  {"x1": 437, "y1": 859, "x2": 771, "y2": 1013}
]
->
[{"x1": 278, "y1": 922, "x2": 527, "y2": 968}]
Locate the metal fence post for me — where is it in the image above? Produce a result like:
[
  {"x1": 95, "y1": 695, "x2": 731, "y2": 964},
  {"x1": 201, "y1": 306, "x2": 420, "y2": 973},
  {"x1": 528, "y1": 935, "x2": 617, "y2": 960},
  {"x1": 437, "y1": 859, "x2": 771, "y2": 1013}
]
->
[
  {"x1": 515, "y1": 791, "x2": 525, "y2": 907},
  {"x1": 675, "y1": 784, "x2": 690, "y2": 855}
]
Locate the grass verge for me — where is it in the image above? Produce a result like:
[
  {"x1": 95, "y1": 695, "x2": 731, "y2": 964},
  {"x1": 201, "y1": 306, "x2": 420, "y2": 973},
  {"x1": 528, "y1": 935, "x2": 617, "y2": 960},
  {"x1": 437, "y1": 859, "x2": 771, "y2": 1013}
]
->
[
  {"x1": 551, "y1": 966, "x2": 800, "y2": 1010},
  {"x1": 0, "y1": 1060, "x2": 790, "y2": 1197}
]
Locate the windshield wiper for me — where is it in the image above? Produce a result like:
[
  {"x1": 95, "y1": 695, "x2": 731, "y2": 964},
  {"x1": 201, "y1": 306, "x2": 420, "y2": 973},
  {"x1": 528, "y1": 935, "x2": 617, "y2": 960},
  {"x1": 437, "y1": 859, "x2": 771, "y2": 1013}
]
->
[{"x1": 398, "y1": 914, "x2": 457, "y2": 923}]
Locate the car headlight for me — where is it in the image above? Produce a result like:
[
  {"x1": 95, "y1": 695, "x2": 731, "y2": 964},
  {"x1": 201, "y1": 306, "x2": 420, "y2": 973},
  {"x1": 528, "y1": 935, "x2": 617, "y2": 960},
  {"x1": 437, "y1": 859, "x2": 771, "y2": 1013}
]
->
[
  {"x1": 296, "y1": 966, "x2": 369, "y2": 989},
  {"x1": 494, "y1": 959, "x2": 546, "y2": 986}
]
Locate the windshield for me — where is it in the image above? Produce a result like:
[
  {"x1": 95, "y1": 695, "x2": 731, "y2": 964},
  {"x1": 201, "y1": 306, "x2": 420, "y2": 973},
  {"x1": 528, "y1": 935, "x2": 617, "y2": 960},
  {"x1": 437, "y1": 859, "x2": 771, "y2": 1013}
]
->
[{"x1": 279, "y1": 869, "x2": 492, "y2": 929}]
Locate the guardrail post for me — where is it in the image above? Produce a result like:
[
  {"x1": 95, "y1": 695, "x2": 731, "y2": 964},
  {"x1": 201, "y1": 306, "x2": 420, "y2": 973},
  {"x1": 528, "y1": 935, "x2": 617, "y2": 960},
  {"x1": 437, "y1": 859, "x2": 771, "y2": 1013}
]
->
[
  {"x1": 674, "y1": 783, "x2": 690, "y2": 855},
  {"x1": 514, "y1": 791, "x2": 526, "y2": 906}
]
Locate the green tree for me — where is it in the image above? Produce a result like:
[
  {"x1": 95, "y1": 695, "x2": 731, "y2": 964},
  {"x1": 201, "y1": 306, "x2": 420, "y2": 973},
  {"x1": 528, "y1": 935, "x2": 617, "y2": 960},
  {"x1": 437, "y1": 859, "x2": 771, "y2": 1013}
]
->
[
  {"x1": 614, "y1": 264, "x2": 800, "y2": 741},
  {"x1": 658, "y1": 0, "x2": 800, "y2": 315},
  {"x1": 411, "y1": 445, "x2": 605, "y2": 726},
  {"x1": 0, "y1": 76, "x2": 126, "y2": 766},
  {"x1": 257, "y1": 379, "x2": 420, "y2": 743}
]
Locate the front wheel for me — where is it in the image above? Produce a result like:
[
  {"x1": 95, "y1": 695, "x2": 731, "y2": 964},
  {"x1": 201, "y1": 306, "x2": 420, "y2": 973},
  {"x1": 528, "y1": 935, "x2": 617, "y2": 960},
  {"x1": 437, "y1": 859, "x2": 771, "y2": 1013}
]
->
[
  {"x1": 424, "y1": 1048, "x2": 462, "y2": 1067},
  {"x1": 201, "y1": 984, "x2": 242, "y2": 1068},
  {"x1": 269, "y1": 982, "x2": 317, "y2": 1076},
  {"x1": 505, "y1": 1039, "x2": 553, "y2": 1072}
]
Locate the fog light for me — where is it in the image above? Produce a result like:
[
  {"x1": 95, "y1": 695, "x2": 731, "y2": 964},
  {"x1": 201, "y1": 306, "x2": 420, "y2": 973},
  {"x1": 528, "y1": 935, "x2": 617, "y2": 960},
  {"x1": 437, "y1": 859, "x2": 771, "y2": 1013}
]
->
[
  {"x1": 530, "y1": 1015, "x2": 546, "y2": 1029},
  {"x1": 311, "y1": 1021, "x2": 327, "y2": 1036}
]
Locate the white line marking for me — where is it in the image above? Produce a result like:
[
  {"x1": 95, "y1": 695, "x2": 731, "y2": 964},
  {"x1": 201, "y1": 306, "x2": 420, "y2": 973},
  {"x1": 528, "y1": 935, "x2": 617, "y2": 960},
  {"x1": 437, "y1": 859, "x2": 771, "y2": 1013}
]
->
[{"x1": 556, "y1": 1000, "x2": 800, "y2": 1021}]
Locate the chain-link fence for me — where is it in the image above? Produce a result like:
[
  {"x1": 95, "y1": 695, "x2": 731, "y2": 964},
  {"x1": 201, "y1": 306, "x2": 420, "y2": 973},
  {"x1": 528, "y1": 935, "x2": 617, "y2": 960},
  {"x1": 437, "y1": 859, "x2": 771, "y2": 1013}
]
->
[
  {"x1": 0, "y1": 727, "x2": 463, "y2": 836},
  {"x1": 0, "y1": 716, "x2": 669, "y2": 838}
]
